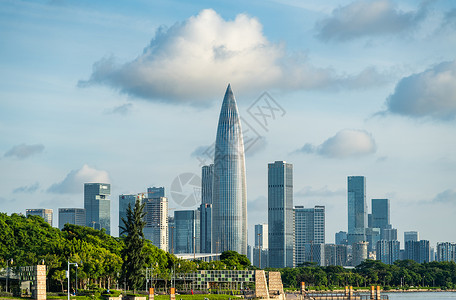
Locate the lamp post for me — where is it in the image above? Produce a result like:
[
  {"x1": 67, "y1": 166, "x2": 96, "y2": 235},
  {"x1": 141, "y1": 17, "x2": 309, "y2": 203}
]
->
[
  {"x1": 6, "y1": 258, "x2": 13, "y2": 293},
  {"x1": 67, "y1": 262, "x2": 78, "y2": 300}
]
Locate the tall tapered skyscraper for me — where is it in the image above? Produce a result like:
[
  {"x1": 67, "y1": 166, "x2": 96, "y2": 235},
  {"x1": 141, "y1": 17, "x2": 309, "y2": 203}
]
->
[{"x1": 212, "y1": 84, "x2": 247, "y2": 255}]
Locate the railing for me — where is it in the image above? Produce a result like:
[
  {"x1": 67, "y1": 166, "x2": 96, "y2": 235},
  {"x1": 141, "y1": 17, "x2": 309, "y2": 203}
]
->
[{"x1": 301, "y1": 292, "x2": 388, "y2": 300}]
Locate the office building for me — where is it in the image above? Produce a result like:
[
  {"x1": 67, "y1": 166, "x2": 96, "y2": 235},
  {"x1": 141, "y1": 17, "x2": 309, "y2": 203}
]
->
[
  {"x1": 174, "y1": 209, "x2": 200, "y2": 254},
  {"x1": 405, "y1": 240, "x2": 431, "y2": 263},
  {"x1": 381, "y1": 228, "x2": 398, "y2": 241},
  {"x1": 301, "y1": 243, "x2": 325, "y2": 266},
  {"x1": 253, "y1": 224, "x2": 269, "y2": 268},
  {"x1": 295, "y1": 205, "x2": 325, "y2": 266},
  {"x1": 147, "y1": 187, "x2": 165, "y2": 198},
  {"x1": 200, "y1": 164, "x2": 213, "y2": 253},
  {"x1": 352, "y1": 241, "x2": 368, "y2": 266},
  {"x1": 335, "y1": 231, "x2": 348, "y2": 245},
  {"x1": 347, "y1": 176, "x2": 367, "y2": 245},
  {"x1": 366, "y1": 227, "x2": 381, "y2": 252},
  {"x1": 268, "y1": 161, "x2": 294, "y2": 268},
  {"x1": 436, "y1": 242, "x2": 456, "y2": 262},
  {"x1": 377, "y1": 240, "x2": 400, "y2": 264},
  {"x1": 26, "y1": 209, "x2": 53, "y2": 226},
  {"x1": 325, "y1": 244, "x2": 348, "y2": 266},
  {"x1": 212, "y1": 84, "x2": 247, "y2": 255},
  {"x1": 58, "y1": 208, "x2": 85, "y2": 229},
  {"x1": 168, "y1": 216, "x2": 175, "y2": 253},
  {"x1": 404, "y1": 231, "x2": 419, "y2": 243},
  {"x1": 144, "y1": 196, "x2": 169, "y2": 251},
  {"x1": 84, "y1": 183, "x2": 111, "y2": 234},
  {"x1": 370, "y1": 199, "x2": 390, "y2": 229},
  {"x1": 119, "y1": 193, "x2": 145, "y2": 231}
]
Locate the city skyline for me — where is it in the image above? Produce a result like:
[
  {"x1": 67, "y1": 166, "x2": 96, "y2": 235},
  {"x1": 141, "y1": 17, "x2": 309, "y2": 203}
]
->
[{"x1": 1, "y1": 0, "x2": 456, "y2": 248}]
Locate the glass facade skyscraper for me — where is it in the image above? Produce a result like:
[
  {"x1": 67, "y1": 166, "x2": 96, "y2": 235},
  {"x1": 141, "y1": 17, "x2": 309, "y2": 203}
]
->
[
  {"x1": 371, "y1": 199, "x2": 390, "y2": 229},
  {"x1": 347, "y1": 176, "x2": 367, "y2": 245},
  {"x1": 84, "y1": 183, "x2": 111, "y2": 234},
  {"x1": 376, "y1": 240, "x2": 400, "y2": 265},
  {"x1": 295, "y1": 205, "x2": 325, "y2": 266},
  {"x1": 119, "y1": 194, "x2": 143, "y2": 231},
  {"x1": 200, "y1": 164, "x2": 213, "y2": 253},
  {"x1": 268, "y1": 161, "x2": 294, "y2": 268},
  {"x1": 174, "y1": 209, "x2": 200, "y2": 254},
  {"x1": 212, "y1": 84, "x2": 247, "y2": 255},
  {"x1": 253, "y1": 223, "x2": 269, "y2": 268},
  {"x1": 147, "y1": 187, "x2": 165, "y2": 198},
  {"x1": 404, "y1": 231, "x2": 419, "y2": 243},
  {"x1": 26, "y1": 208, "x2": 53, "y2": 226},
  {"x1": 58, "y1": 208, "x2": 85, "y2": 229},
  {"x1": 143, "y1": 196, "x2": 169, "y2": 252}
]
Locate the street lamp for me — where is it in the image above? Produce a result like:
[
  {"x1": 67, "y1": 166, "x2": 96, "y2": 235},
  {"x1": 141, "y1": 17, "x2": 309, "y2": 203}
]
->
[
  {"x1": 67, "y1": 262, "x2": 78, "y2": 300},
  {"x1": 6, "y1": 258, "x2": 13, "y2": 293}
]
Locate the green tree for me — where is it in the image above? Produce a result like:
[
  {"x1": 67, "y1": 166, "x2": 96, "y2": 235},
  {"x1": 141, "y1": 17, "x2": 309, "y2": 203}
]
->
[
  {"x1": 220, "y1": 250, "x2": 251, "y2": 269},
  {"x1": 119, "y1": 200, "x2": 147, "y2": 292},
  {"x1": 52, "y1": 270, "x2": 67, "y2": 292}
]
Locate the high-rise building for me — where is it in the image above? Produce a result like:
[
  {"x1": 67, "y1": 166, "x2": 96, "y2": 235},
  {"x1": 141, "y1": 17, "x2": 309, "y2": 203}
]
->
[
  {"x1": 371, "y1": 199, "x2": 390, "y2": 229},
  {"x1": 253, "y1": 224, "x2": 269, "y2": 268},
  {"x1": 174, "y1": 209, "x2": 200, "y2": 254},
  {"x1": 376, "y1": 240, "x2": 400, "y2": 264},
  {"x1": 404, "y1": 231, "x2": 419, "y2": 243},
  {"x1": 347, "y1": 176, "x2": 367, "y2": 245},
  {"x1": 168, "y1": 216, "x2": 175, "y2": 253},
  {"x1": 436, "y1": 242, "x2": 456, "y2": 262},
  {"x1": 147, "y1": 187, "x2": 165, "y2": 198},
  {"x1": 119, "y1": 193, "x2": 145, "y2": 231},
  {"x1": 58, "y1": 208, "x2": 85, "y2": 229},
  {"x1": 302, "y1": 243, "x2": 325, "y2": 266},
  {"x1": 268, "y1": 161, "x2": 294, "y2": 268},
  {"x1": 295, "y1": 205, "x2": 325, "y2": 266},
  {"x1": 84, "y1": 183, "x2": 111, "y2": 234},
  {"x1": 335, "y1": 231, "x2": 348, "y2": 245},
  {"x1": 200, "y1": 164, "x2": 213, "y2": 253},
  {"x1": 381, "y1": 228, "x2": 398, "y2": 241},
  {"x1": 26, "y1": 209, "x2": 53, "y2": 226},
  {"x1": 366, "y1": 227, "x2": 381, "y2": 252},
  {"x1": 143, "y1": 196, "x2": 168, "y2": 252},
  {"x1": 405, "y1": 240, "x2": 431, "y2": 263},
  {"x1": 325, "y1": 244, "x2": 348, "y2": 266},
  {"x1": 352, "y1": 241, "x2": 368, "y2": 266},
  {"x1": 212, "y1": 84, "x2": 247, "y2": 255}
]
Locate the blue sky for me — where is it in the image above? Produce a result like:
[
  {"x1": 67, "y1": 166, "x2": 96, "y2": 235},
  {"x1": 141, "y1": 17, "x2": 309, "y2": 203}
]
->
[{"x1": 1, "y1": 0, "x2": 456, "y2": 249}]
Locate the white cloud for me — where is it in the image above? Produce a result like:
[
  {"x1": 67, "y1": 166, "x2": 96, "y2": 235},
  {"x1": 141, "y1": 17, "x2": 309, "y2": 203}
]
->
[
  {"x1": 315, "y1": 0, "x2": 428, "y2": 42},
  {"x1": 298, "y1": 129, "x2": 376, "y2": 159},
  {"x1": 79, "y1": 9, "x2": 388, "y2": 103},
  {"x1": 385, "y1": 60, "x2": 456, "y2": 120},
  {"x1": 4, "y1": 143, "x2": 44, "y2": 159},
  {"x1": 47, "y1": 164, "x2": 110, "y2": 194}
]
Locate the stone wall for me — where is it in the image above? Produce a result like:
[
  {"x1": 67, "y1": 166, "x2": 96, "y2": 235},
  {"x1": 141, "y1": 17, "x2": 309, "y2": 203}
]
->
[
  {"x1": 255, "y1": 270, "x2": 269, "y2": 299},
  {"x1": 268, "y1": 271, "x2": 284, "y2": 296}
]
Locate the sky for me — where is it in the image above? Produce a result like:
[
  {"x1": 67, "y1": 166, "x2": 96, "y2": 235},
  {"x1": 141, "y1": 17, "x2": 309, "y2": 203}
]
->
[{"x1": 1, "y1": 0, "x2": 456, "y2": 250}]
